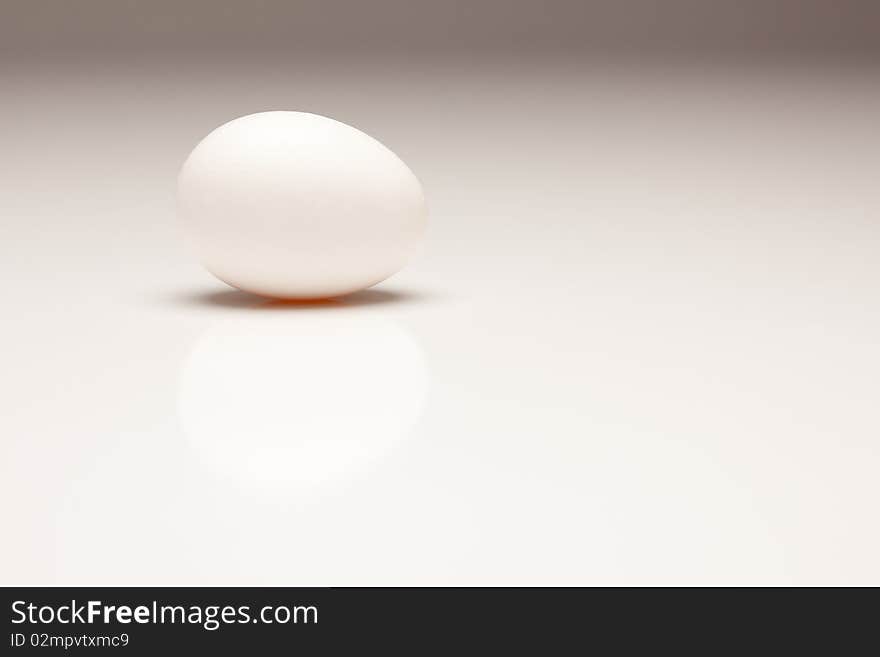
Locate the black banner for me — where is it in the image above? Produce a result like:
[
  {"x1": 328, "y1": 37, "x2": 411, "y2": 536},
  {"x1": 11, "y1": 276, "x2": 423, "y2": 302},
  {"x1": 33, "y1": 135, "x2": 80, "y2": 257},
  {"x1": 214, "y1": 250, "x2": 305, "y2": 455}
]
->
[{"x1": 1, "y1": 587, "x2": 873, "y2": 652}]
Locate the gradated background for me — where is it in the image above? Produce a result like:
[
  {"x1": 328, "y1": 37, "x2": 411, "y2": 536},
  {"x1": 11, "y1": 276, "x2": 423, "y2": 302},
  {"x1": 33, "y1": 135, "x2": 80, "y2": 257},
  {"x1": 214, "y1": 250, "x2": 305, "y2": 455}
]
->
[{"x1": 1, "y1": 1, "x2": 879, "y2": 585}]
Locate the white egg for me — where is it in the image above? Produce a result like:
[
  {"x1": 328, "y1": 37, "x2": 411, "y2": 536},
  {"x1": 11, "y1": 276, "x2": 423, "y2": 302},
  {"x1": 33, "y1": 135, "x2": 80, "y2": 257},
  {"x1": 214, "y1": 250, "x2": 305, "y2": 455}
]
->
[{"x1": 177, "y1": 111, "x2": 427, "y2": 299}]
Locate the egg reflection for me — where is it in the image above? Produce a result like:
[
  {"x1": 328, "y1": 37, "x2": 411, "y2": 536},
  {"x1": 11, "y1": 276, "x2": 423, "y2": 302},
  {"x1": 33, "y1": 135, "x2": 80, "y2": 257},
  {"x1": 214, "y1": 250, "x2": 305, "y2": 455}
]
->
[{"x1": 177, "y1": 311, "x2": 427, "y2": 494}]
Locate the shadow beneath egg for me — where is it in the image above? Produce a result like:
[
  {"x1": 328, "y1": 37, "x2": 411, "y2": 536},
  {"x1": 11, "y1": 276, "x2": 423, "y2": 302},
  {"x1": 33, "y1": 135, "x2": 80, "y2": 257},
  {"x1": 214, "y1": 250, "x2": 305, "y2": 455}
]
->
[{"x1": 166, "y1": 286, "x2": 431, "y2": 311}]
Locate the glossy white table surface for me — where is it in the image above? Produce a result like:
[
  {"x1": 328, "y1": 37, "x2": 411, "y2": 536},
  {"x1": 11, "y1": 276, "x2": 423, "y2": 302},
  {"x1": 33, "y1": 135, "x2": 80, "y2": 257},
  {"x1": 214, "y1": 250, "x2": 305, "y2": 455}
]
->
[{"x1": 2, "y1": 58, "x2": 878, "y2": 585}]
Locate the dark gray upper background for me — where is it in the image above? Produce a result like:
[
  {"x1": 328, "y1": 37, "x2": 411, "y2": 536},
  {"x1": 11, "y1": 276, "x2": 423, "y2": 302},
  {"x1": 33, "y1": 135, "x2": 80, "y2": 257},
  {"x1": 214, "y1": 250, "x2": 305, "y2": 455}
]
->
[{"x1": 2, "y1": 0, "x2": 879, "y2": 58}]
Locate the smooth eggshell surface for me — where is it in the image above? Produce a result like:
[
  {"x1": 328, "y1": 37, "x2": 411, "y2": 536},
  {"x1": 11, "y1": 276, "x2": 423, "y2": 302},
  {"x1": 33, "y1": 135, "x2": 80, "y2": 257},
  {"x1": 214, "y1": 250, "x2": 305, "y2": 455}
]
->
[{"x1": 177, "y1": 111, "x2": 427, "y2": 299}]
